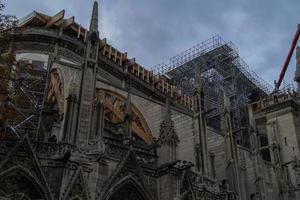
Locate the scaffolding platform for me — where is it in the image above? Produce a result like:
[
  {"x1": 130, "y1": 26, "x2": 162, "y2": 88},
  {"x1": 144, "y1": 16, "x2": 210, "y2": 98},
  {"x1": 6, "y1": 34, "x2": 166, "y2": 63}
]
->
[{"x1": 152, "y1": 35, "x2": 273, "y2": 147}]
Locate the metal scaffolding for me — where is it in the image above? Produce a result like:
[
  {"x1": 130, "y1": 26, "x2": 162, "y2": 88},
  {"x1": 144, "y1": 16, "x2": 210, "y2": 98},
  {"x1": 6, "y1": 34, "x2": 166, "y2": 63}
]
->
[
  {"x1": 152, "y1": 35, "x2": 272, "y2": 147},
  {"x1": 0, "y1": 56, "x2": 48, "y2": 139}
]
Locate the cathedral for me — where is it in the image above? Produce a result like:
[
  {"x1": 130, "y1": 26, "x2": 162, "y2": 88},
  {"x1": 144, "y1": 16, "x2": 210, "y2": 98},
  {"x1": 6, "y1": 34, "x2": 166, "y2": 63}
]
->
[{"x1": 1, "y1": 1, "x2": 300, "y2": 200}]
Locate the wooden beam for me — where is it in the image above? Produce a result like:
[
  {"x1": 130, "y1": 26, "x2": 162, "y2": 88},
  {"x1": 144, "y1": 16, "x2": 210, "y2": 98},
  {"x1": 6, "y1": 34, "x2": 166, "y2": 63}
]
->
[
  {"x1": 62, "y1": 16, "x2": 75, "y2": 30},
  {"x1": 84, "y1": 29, "x2": 87, "y2": 42},
  {"x1": 18, "y1": 11, "x2": 42, "y2": 27},
  {"x1": 35, "y1": 13, "x2": 47, "y2": 24},
  {"x1": 128, "y1": 58, "x2": 136, "y2": 67},
  {"x1": 108, "y1": 45, "x2": 112, "y2": 59},
  {"x1": 77, "y1": 24, "x2": 81, "y2": 38},
  {"x1": 44, "y1": 10, "x2": 65, "y2": 29}
]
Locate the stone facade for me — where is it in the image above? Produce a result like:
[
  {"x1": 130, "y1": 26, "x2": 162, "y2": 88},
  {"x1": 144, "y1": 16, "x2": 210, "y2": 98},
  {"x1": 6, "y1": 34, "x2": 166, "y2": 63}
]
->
[
  {"x1": 248, "y1": 91, "x2": 300, "y2": 200},
  {"x1": 1, "y1": 1, "x2": 300, "y2": 200}
]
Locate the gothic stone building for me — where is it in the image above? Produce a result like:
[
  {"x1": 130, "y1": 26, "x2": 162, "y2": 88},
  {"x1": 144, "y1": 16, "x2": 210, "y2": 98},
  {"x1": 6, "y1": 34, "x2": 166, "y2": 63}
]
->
[{"x1": 1, "y1": 1, "x2": 300, "y2": 200}]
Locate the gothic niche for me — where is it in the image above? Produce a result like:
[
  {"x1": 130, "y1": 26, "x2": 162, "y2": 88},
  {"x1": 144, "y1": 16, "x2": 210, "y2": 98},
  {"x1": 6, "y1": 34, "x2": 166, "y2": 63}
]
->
[
  {"x1": 0, "y1": 171, "x2": 46, "y2": 200},
  {"x1": 47, "y1": 67, "x2": 64, "y2": 115},
  {"x1": 96, "y1": 89, "x2": 152, "y2": 144},
  {"x1": 108, "y1": 182, "x2": 145, "y2": 200}
]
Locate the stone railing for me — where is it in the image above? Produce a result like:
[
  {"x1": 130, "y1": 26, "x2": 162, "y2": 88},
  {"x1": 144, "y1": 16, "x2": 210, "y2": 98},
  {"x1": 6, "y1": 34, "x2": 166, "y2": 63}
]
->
[
  {"x1": 189, "y1": 171, "x2": 219, "y2": 193},
  {"x1": 34, "y1": 141, "x2": 77, "y2": 158},
  {"x1": 262, "y1": 93, "x2": 296, "y2": 108}
]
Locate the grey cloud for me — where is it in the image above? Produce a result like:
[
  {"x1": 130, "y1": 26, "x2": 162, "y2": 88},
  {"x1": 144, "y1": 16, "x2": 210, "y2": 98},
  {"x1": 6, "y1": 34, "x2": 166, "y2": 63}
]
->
[{"x1": 4, "y1": 0, "x2": 300, "y2": 87}]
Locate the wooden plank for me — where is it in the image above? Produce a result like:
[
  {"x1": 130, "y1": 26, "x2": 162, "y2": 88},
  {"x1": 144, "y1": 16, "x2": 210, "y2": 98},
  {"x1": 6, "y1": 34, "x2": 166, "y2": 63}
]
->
[
  {"x1": 44, "y1": 10, "x2": 65, "y2": 29},
  {"x1": 108, "y1": 45, "x2": 112, "y2": 59},
  {"x1": 35, "y1": 13, "x2": 47, "y2": 24},
  {"x1": 18, "y1": 11, "x2": 41, "y2": 27},
  {"x1": 142, "y1": 68, "x2": 145, "y2": 80},
  {"x1": 62, "y1": 16, "x2": 75, "y2": 30},
  {"x1": 84, "y1": 29, "x2": 87, "y2": 41},
  {"x1": 77, "y1": 24, "x2": 81, "y2": 38},
  {"x1": 128, "y1": 58, "x2": 136, "y2": 68},
  {"x1": 114, "y1": 50, "x2": 117, "y2": 63},
  {"x1": 120, "y1": 53, "x2": 123, "y2": 65}
]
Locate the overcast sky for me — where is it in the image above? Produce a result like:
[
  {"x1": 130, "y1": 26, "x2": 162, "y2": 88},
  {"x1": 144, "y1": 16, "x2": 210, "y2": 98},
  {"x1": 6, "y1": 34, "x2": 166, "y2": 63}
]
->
[{"x1": 4, "y1": 0, "x2": 300, "y2": 88}]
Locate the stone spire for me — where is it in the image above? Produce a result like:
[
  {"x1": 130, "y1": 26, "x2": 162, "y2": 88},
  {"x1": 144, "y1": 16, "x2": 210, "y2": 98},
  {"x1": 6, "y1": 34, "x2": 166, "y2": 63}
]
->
[
  {"x1": 192, "y1": 58, "x2": 210, "y2": 176},
  {"x1": 158, "y1": 98, "x2": 179, "y2": 146},
  {"x1": 157, "y1": 99, "x2": 180, "y2": 200},
  {"x1": 163, "y1": 97, "x2": 172, "y2": 123},
  {"x1": 223, "y1": 90, "x2": 234, "y2": 159},
  {"x1": 157, "y1": 97, "x2": 179, "y2": 165},
  {"x1": 89, "y1": 1, "x2": 99, "y2": 33},
  {"x1": 222, "y1": 88, "x2": 243, "y2": 198},
  {"x1": 76, "y1": 1, "x2": 100, "y2": 147},
  {"x1": 124, "y1": 85, "x2": 133, "y2": 143}
]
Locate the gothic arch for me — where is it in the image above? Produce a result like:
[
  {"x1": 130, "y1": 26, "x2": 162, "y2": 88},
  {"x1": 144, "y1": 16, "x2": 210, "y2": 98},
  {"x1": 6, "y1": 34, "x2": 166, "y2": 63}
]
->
[
  {"x1": 62, "y1": 168, "x2": 90, "y2": 200},
  {"x1": 0, "y1": 136, "x2": 53, "y2": 200},
  {"x1": 2, "y1": 193, "x2": 31, "y2": 200},
  {"x1": 96, "y1": 89, "x2": 152, "y2": 144},
  {"x1": 0, "y1": 166, "x2": 49, "y2": 200},
  {"x1": 103, "y1": 176, "x2": 152, "y2": 200}
]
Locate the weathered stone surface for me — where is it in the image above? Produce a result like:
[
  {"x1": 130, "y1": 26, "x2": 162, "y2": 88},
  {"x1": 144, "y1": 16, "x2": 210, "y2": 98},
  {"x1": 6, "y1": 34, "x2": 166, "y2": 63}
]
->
[{"x1": 4, "y1": 1, "x2": 300, "y2": 200}]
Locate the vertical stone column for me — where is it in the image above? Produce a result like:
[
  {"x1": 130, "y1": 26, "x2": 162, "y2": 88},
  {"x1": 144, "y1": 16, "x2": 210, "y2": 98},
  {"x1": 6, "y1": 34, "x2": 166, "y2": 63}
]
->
[
  {"x1": 63, "y1": 93, "x2": 77, "y2": 143},
  {"x1": 90, "y1": 99, "x2": 104, "y2": 141},
  {"x1": 267, "y1": 120, "x2": 287, "y2": 200},
  {"x1": 123, "y1": 86, "x2": 133, "y2": 144},
  {"x1": 222, "y1": 91, "x2": 244, "y2": 199},
  {"x1": 192, "y1": 61, "x2": 210, "y2": 177},
  {"x1": 87, "y1": 97, "x2": 105, "y2": 153},
  {"x1": 158, "y1": 174, "x2": 180, "y2": 200},
  {"x1": 157, "y1": 98, "x2": 179, "y2": 165},
  {"x1": 157, "y1": 98, "x2": 180, "y2": 200},
  {"x1": 77, "y1": 1, "x2": 99, "y2": 146},
  {"x1": 192, "y1": 86, "x2": 210, "y2": 176},
  {"x1": 77, "y1": 67, "x2": 96, "y2": 145},
  {"x1": 248, "y1": 104, "x2": 267, "y2": 200}
]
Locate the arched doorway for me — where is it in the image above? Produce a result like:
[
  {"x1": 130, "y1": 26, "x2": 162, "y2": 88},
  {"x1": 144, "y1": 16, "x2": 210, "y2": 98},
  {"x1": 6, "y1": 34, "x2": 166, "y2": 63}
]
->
[
  {"x1": 109, "y1": 182, "x2": 145, "y2": 200},
  {"x1": 0, "y1": 167, "x2": 47, "y2": 200},
  {"x1": 103, "y1": 176, "x2": 151, "y2": 200}
]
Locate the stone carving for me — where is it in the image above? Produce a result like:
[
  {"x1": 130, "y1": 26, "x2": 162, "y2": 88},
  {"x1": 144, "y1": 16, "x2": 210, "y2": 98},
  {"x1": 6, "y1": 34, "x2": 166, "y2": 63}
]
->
[
  {"x1": 63, "y1": 168, "x2": 90, "y2": 200},
  {"x1": 158, "y1": 118, "x2": 179, "y2": 146},
  {"x1": 86, "y1": 139, "x2": 106, "y2": 155},
  {"x1": 158, "y1": 98, "x2": 179, "y2": 146}
]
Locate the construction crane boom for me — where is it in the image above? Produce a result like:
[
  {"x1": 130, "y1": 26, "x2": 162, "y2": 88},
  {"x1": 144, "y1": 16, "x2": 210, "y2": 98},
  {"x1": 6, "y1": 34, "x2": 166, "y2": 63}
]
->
[{"x1": 276, "y1": 24, "x2": 300, "y2": 90}]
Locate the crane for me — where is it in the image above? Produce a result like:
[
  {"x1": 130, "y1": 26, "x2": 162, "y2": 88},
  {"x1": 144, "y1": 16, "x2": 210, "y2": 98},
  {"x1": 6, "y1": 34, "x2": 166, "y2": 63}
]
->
[{"x1": 275, "y1": 24, "x2": 300, "y2": 90}]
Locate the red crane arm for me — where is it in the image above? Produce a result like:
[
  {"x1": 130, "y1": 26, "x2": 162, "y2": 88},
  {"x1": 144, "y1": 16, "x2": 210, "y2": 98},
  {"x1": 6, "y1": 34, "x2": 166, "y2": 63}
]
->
[{"x1": 276, "y1": 24, "x2": 300, "y2": 89}]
